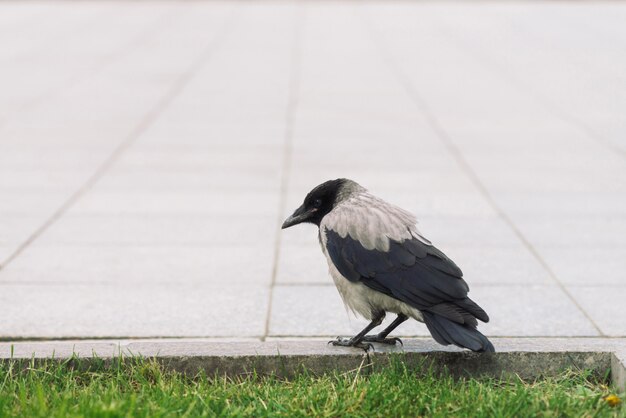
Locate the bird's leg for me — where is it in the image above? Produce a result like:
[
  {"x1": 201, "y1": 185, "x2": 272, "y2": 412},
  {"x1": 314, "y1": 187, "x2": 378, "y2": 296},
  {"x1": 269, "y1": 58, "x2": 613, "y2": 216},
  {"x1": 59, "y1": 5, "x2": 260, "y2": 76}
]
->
[
  {"x1": 329, "y1": 312, "x2": 385, "y2": 351},
  {"x1": 361, "y1": 314, "x2": 408, "y2": 345}
]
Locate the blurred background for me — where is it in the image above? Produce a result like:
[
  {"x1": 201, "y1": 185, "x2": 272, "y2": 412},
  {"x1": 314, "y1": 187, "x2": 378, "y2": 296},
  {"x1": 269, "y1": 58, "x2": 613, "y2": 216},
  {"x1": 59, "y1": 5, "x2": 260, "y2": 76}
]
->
[{"x1": 0, "y1": 1, "x2": 624, "y2": 342}]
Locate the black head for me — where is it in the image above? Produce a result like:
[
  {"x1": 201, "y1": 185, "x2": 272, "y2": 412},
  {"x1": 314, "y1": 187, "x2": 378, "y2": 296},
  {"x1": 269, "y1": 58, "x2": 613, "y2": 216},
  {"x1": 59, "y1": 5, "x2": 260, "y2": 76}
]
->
[{"x1": 281, "y1": 179, "x2": 349, "y2": 229}]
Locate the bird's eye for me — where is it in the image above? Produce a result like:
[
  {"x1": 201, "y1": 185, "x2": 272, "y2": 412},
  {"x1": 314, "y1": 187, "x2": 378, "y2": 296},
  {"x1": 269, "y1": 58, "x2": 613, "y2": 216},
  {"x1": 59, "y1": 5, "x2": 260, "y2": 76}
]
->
[{"x1": 313, "y1": 198, "x2": 322, "y2": 208}]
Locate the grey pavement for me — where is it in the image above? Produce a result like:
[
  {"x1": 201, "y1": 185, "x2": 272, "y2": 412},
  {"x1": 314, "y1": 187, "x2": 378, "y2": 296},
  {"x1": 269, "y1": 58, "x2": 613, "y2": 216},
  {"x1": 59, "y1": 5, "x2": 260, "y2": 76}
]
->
[{"x1": 1, "y1": 1, "x2": 625, "y2": 345}]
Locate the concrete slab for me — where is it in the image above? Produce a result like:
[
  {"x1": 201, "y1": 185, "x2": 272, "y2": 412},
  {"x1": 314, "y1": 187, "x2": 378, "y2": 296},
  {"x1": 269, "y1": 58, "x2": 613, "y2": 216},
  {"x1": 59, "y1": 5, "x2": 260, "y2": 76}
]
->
[
  {"x1": 471, "y1": 284, "x2": 600, "y2": 337},
  {"x1": 68, "y1": 191, "x2": 280, "y2": 216},
  {"x1": 95, "y1": 168, "x2": 283, "y2": 192},
  {"x1": 276, "y1": 243, "x2": 329, "y2": 284},
  {"x1": 0, "y1": 245, "x2": 274, "y2": 285},
  {"x1": 540, "y1": 247, "x2": 626, "y2": 286},
  {"x1": 270, "y1": 285, "x2": 440, "y2": 338},
  {"x1": 0, "y1": 284, "x2": 269, "y2": 338},
  {"x1": 0, "y1": 190, "x2": 72, "y2": 216},
  {"x1": 510, "y1": 216, "x2": 626, "y2": 249},
  {"x1": 437, "y1": 246, "x2": 553, "y2": 285},
  {"x1": 36, "y1": 214, "x2": 278, "y2": 246},
  {"x1": 269, "y1": 284, "x2": 600, "y2": 338},
  {"x1": 0, "y1": 0, "x2": 625, "y2": 345},
  {"x1": 567, "y1": 286, "x2": 626, "y2": 337}
]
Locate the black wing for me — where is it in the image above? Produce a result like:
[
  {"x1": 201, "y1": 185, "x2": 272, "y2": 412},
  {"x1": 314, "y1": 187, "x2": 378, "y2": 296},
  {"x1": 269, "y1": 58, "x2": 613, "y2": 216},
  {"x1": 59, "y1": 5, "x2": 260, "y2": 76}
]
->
[{"x1": 324, "y1": 228, "x2": 489, "y2": 327}]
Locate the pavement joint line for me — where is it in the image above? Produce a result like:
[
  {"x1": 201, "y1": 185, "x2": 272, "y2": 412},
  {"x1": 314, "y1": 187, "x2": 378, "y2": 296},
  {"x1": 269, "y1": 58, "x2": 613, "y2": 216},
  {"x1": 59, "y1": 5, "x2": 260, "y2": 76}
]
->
[
  {"x1": 357, "y1": 7, "x2": 606, "y2": 337},
  {"x1": 0, "y1": 3, "x2": 241, "y2": 271},
  {"x1": 433, "y1": 8, "x2": 626, "y2": 160},
  {"x1": 263, "y1": 2, "x2": 305, "y2": 342}
]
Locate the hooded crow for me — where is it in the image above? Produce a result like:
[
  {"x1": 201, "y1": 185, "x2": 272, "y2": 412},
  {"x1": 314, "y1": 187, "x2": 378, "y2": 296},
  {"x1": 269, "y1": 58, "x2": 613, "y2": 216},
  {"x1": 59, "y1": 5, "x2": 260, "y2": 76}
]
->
[{"x1": 282, "y1": 178, "x2": 494, "y2": 353}]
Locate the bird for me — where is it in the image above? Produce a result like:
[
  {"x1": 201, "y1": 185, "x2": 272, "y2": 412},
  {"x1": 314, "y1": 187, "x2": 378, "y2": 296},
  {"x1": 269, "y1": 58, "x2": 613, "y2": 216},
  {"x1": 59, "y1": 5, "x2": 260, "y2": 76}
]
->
[{"x1": 281, "y1": 178, "x2": 494, "y2": 353}]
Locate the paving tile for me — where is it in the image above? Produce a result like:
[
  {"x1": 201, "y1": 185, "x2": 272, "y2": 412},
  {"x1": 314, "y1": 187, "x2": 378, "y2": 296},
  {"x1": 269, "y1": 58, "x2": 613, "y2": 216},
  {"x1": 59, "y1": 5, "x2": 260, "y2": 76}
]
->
[
  {"x1": 492, "y1": 192, "x2": 626, "y2": 217},
  {"x1": 276, "y1": 243, "x2": 329, "y2": 284},
  {"x1": 95, "y1": 169, "x2": 282, "y2": 192},
  {"x1": 540, "y1": 247, "x2": 626, "y2": 286},
  {"x1": 471, "y1": 284, "x2": 600, "y2": 337},
  {"x1": 567, "y1": 286, "x2": 626, "y2": 337},
  {"x1": 511, "y1": 216, "x2": 626, "y2": 248},
  {"x1": 414, "y1": 216, "x2": 523, "y2": 248},
  {"x1": 0, "y1": 245, "x2": 274, "y2": 285},
  {"x1": 287, "y1": 167, "x2": 478, "y2": 194},
  {"x1": 438, "y1": 4, "x2": 626, "y2": 159},
  {"x1": 114, "y1": 145, "x2": 283, "y2": 171},
  {"x1": 0, "y1": 216, "x2": 45, "y2": 246},
  {"x1": 289, "y1": 147, "x2": 455, "y2": 170},
  {"x1": 269, "y1": 285, "x2": 430, "y2": 337},
  {"x1": 37, "y1": 214, "x2": 279, "y2": 246},
  {"x1": 378, "y1": 191, "x2": 497, "y2": 218},
  {"x1": 68, "y1": 190, "x2": 280, "y2": 216},
  {"x1": 471, "y1": 167, "x2": 626, "y2": 194},
  {"x1": 464, "y1": 149, "x2": 625, "y2": 173},
  {"x1": 0, "y1": 147, "x2": 108, "y2": 169},
  {"x1": 0, "y1": 215, "x2": 51, "y2": 266},
  {"x1": 280, "y1": 223, "x2": 321, "y2": 246},
  {"x1": 138, "y1": 122, "x2": 286, "y2": 147},
  {"x1": 0, "y1": 246, "x2": 15, "y2": 265},
  {"x1": 0, "y1": 168, "x2": 92, "y2": 190},
  {"x1": 441, "y1": 245, "x2": 552, "y2": 285},
  {"x1": 0, "y1": 189, "x2": 70, "y2": 216},
  {"x1": 292, "y1": 121, "x2": 437, "y2": 148},
  {"x1": 269, "y1": 284, "x2": 596, "y2": 338},
  {"x1": 0, "y1": 283, "x2": 268, "y2": 338}
]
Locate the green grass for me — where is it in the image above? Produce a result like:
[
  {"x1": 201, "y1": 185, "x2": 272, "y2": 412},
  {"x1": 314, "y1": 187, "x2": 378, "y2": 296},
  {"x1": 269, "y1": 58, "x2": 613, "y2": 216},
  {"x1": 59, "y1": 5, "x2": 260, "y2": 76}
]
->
[{"x1": 0, "y1": 357, "x2": 623, "y2": 418}]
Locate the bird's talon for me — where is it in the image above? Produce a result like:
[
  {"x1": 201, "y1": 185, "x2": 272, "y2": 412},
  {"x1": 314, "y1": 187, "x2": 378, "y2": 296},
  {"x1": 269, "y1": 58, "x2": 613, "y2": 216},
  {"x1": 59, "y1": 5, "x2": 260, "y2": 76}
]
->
[
  {"x1": 361, "y1": 335, "x2": 403, "y2": 346},
  {"x1": 329, "y1": 337, "x2": 346, "y2": 346},
  {"x1": 328, "y1": 337, "x2": 372, "y2": 351}
]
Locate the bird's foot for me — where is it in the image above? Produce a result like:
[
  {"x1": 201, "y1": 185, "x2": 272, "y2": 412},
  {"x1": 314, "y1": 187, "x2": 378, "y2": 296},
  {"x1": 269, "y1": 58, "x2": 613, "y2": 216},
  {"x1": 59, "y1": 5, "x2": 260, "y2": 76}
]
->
[
  {"x1": 328, "y1": 337, "x2": 373, "y2": 352},
  {"x1": 361, "y1": 335, "x2": 403, "y2": 346}
]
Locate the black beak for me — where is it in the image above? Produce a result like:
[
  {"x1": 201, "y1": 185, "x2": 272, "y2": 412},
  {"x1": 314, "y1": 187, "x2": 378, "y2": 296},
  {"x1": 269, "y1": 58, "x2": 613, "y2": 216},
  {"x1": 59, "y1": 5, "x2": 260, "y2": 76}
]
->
[{"x1": 281, "y1": 204, "x2": 311, "y2": 229}]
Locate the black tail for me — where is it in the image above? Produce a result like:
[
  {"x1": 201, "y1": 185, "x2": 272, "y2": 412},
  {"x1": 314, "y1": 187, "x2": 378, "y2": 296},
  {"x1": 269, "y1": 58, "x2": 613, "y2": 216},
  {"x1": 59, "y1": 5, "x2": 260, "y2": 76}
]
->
[{"x1": 423, "y1": 311, "x2": 495, "y2": 353}]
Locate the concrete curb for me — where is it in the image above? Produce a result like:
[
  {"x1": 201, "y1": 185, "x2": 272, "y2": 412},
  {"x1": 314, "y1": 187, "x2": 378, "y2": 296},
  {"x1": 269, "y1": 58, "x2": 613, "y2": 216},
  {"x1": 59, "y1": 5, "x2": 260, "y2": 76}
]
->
[{"x1": 1, "y1": 338, "x2": 625, "y2": 391}]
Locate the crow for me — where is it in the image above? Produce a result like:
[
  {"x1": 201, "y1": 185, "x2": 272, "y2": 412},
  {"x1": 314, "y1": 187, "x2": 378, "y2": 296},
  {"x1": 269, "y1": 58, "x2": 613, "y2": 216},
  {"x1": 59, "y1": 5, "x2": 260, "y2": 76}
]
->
[{"x1": 282, "y1": 178, "x2": 494, "y2": 353}]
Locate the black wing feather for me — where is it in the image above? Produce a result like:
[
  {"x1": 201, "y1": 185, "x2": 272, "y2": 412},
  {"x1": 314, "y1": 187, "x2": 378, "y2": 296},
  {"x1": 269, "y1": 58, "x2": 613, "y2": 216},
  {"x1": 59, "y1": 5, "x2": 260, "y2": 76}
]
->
[{"x1": 324, "y1": 228, "x2": 489, "y2": 325}]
